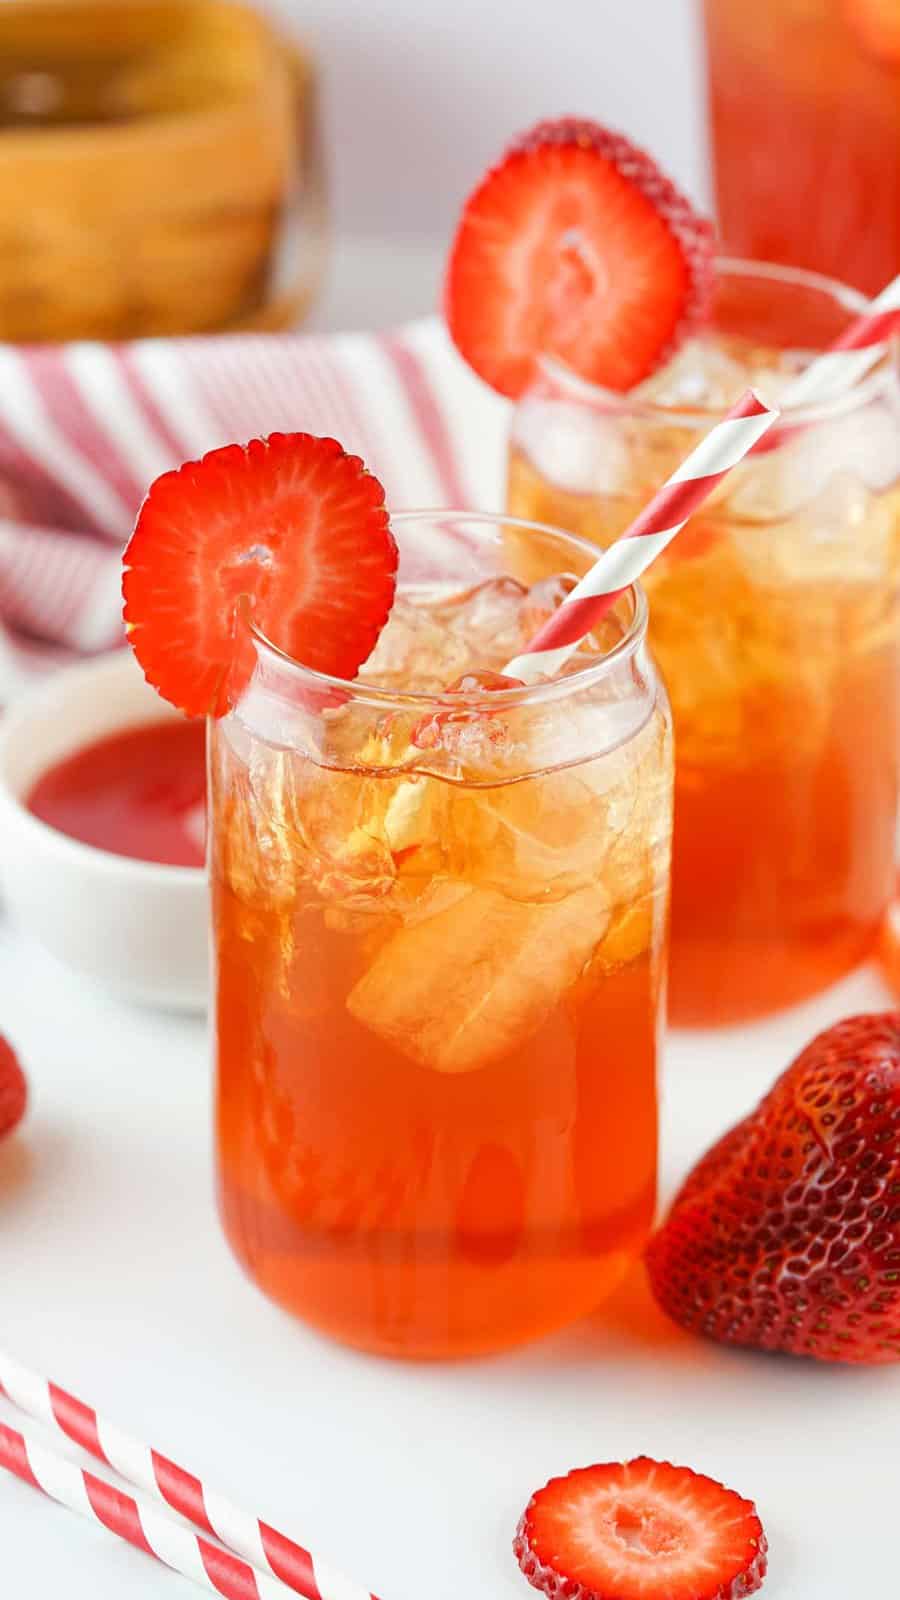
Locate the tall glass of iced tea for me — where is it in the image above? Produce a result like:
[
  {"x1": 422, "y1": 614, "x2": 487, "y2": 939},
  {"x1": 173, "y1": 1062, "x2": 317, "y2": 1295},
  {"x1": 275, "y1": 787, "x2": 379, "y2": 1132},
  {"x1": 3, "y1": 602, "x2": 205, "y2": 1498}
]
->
[
  {"x1": 704, "y1": 0, "x2": 900, "y2": 296},
  {"x1": 508, "y1": 260, "x2": 900, "y2": 1025},
  {"x1": 212, "y1": 512, "x2": 672, "y2": 1358}
]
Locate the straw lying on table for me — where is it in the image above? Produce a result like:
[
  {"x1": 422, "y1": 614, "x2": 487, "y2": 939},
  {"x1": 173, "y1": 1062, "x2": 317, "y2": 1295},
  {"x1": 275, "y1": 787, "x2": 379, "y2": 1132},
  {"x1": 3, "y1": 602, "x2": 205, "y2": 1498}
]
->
[
  {"x1": 0, "y1": 1350, "x2": 375, "y2": 1600},
  {"x1": 504, "y1": 388, "x2": 779, "y2": 682},
  {"x1": 0, "y1": 1417, "x2": 288, "y2": 1600}
]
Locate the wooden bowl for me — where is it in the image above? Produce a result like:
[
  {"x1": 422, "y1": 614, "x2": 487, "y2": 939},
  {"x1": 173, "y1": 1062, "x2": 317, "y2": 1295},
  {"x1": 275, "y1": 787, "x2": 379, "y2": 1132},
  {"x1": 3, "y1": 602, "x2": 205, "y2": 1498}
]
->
[{"x1": 0, "y1": 0, "x2": 322, "y2": 340}]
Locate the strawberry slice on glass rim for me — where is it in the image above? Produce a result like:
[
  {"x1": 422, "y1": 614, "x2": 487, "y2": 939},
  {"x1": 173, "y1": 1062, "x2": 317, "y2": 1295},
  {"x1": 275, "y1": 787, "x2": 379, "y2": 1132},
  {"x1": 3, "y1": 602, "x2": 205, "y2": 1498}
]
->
[
  {"x1": 445, "y1": 117, "x2": 716, "y2": 399},
  {"x1": 123, "y1": 432, "x2": 397, "y2": 719}
]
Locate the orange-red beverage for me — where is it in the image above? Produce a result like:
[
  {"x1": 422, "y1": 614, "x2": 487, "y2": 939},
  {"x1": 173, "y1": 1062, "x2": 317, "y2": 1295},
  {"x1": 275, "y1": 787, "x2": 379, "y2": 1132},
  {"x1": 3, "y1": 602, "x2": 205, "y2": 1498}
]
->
[
  {"x1": 212, "y1": 513, "x2": 672, "y2": 1357},
  {"x1": 508, "y1": 262, "x2": 900, "y2": 1024},
  {"x1": 704, "y1": 0, "x2": 900, "y2": 295}
]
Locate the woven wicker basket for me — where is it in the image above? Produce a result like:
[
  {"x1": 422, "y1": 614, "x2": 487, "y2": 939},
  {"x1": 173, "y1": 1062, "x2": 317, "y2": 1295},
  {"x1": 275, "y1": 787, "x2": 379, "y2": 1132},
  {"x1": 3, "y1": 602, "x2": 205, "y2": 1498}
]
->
[{"x1": 0, "y1": 0, "x2": 323, "y2": 341}]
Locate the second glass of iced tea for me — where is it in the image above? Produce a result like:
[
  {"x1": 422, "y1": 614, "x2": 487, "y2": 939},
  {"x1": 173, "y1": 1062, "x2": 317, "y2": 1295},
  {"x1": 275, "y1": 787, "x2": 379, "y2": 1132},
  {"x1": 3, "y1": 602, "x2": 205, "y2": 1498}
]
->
[
  {"x1": 704, "y1": 0, "x2": 900, "y2": 296},
  {"x1": 212, "y1": 512, "x2": 672, "y2": 1358},
  {"x1": 509, "y1": 260, "x2": 900, "y2": 1025}
]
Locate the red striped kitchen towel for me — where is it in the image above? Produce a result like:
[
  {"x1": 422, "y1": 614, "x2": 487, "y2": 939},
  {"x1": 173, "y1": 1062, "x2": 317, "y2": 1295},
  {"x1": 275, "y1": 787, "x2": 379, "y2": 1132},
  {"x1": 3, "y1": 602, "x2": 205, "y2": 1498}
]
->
[{"x1": 0, "y1": 317, "x2": 507, "y2": 699}]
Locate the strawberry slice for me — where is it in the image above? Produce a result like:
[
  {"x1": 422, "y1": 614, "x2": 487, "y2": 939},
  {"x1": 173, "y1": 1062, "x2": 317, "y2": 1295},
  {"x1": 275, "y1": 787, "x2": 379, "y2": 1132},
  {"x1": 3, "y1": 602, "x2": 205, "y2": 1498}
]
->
[
  {"x1": 445, "y1": 118, "x2": 715, "y2": 399},
  {"x1": 0, "y1": 1036, "x2": 27, "y2": 1140},
  {"x1": 515, "y1": 1459, "x2": 767, "y2": 1600},
  {"x1": 123, "y1": 433, "x2": 397, "y2": 718}
]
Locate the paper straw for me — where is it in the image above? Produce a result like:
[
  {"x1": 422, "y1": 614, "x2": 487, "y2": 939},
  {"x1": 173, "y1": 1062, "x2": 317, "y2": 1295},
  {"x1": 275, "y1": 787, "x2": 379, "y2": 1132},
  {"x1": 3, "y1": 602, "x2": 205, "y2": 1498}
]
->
[
  {"x1": 0, "y1": 1350, "x2": 376, "y2": 1600},
  {"x1": 504, "y1": 388, "x2": 778, "y2": 682},
  {"x1": 777, "y1": 271, "x2": 900, "y2": 411},
  {"x1": 0, "y1": 1418, "x2": 288, "y2": 1600}
]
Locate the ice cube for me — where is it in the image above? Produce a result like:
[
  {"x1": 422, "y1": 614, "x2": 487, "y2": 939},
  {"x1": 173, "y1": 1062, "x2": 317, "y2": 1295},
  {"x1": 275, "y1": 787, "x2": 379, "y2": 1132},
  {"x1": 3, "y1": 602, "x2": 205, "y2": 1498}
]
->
[
  {"x1": 729, "y1": 470, "x2": 894, "y2": 590},
  {"x1": 840, "y1": 403, "x2": 900, "y2": 492},
  {"x1": 514, "y1": 398, "x2": 632, "y2": 497},
  {"x1": 598, "y1": 888, "x2": 666, "y2": 972},
  {"x1": 727, "y1": 403, "x2": 900, "y2": 526},
  {"x1": 582, "y1": 711, "x2": 672, "y2": 916},
  {"x1": 451, "y1": 702, "x2": 670, "y2": 899},
  {"x1": 218, "y1": 747, "x2": 302, "y2": 907},
  {"x1": 361, "y1": 580, "x2": 533, "y2": 691},
  {"x1": 383, "y1": 775, "x2": 432, "y2": 852},
  {"x1": 368, "y1": 572, "x2": 612, "y2": 730},
  {"x1": 426, "y1": 574, "x2": 528, "y2": 628},
  {"x1": 648, "y1": 535, "x2": 842, "y2": 767},
  {"x1": 635, "y1": 336, "x2": 749, "y2": 410},
  {"x1": 380, "y1": 773, "x2": 453, "y2": 911},
  {"x1": 517, "y1": 573, "x2": 577, "y2": 642},
  {"x1": 361, "y1": 594, "x2": 469, "y2": 692},
  {"x1": 224, "y1": 745, "x2": 400, "y2": 911},
  {"x1": 424, "y1": 577, "x2": 530, "y2": 672},
  {"x1": 446, "y1": 766, "x2": 615, "y2": 903},
  {"x1": 346, "y1": 880, "x2": 611, "y2": 1073}
]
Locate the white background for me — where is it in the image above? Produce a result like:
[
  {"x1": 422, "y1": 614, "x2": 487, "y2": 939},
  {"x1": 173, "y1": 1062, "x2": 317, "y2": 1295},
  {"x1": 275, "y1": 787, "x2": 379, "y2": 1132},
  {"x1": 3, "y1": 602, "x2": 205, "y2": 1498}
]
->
[{"x1": 262, "y1": 0, "x2": 711, "y2": 331}]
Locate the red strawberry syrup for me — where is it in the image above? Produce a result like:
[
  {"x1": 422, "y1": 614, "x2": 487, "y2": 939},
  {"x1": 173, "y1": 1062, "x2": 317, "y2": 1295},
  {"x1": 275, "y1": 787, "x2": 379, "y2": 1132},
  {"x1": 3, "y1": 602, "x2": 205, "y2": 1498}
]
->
[{"x1": 26, "y1": 720, "x2": 206, "y2": 868}]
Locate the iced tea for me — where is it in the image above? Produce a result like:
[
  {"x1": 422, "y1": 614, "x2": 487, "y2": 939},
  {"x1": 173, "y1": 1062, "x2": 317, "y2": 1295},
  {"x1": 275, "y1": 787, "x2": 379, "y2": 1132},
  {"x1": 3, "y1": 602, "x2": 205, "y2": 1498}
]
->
[
  {"x1": 705, "y1": 0, "x2": 900, "y2": 296},
  {"x1": 508, "y1": 262, "x2": 900, "y2": 1024},
  {"x1": 212, "y1": 513, "x2": 672, "y2": 1357}
]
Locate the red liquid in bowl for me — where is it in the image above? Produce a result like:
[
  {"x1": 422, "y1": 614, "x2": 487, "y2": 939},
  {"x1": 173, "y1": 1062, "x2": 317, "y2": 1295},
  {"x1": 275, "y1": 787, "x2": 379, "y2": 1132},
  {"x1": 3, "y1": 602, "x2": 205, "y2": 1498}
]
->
[{"x1": 27, "y1": 719, "x2": 207, "y2": 868}]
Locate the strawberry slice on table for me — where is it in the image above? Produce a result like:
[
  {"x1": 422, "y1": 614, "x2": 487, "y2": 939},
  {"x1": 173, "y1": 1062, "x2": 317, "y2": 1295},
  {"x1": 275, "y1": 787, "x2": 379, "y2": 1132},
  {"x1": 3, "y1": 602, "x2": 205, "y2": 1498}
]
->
[
  {"x1": 515, "y1": 1458, "x2": 767, "y2": 1600},
  {"x1": 123, "y1": 433, "x2": 397, "y2": 718},
  {"x1": 647, "y1": 1012, "x2": 900, "y2": 1365},
  {"x1": 445, "y1": 118, "x2": 715, "y2": 399},
  {"x1": 0, "y1": 1036, "x2": 27, "y2": 1140}
]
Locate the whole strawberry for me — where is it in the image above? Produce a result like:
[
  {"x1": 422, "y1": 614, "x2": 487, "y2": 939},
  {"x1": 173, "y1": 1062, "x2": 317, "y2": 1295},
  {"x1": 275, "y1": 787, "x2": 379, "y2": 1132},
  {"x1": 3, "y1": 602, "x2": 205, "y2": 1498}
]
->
[
  {"x1": 647, "y1": 1013, "x2": 900, "y2": 1364},
  {"x1": 0, "y1": 1036, "x2": 27, "y2": 1140}
]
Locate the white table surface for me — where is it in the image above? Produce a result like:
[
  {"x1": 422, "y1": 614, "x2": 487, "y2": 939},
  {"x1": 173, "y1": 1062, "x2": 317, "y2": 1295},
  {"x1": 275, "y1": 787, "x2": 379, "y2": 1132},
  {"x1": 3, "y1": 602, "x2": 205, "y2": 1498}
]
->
[{"x1": 1, "y1": 911, "x2": 898, "y2": 1600}]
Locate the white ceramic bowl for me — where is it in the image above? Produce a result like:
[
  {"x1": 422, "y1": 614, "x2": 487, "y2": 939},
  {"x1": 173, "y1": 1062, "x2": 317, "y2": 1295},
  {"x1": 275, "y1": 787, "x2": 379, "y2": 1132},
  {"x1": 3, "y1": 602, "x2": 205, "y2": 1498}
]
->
[{"x1": 0, "y1": 650, "x2": 208, "y2": 1011}]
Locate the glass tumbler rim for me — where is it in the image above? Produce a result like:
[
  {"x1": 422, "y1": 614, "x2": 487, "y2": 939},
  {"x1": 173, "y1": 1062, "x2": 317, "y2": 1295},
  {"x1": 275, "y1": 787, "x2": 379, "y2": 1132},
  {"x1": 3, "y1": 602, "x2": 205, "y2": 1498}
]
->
[
  {"x1": 533, "y1": 254, "x2": 898, "y2": 430},
  {"x1": 246, "y1": 508, "x2": 650, "y2": 714}
]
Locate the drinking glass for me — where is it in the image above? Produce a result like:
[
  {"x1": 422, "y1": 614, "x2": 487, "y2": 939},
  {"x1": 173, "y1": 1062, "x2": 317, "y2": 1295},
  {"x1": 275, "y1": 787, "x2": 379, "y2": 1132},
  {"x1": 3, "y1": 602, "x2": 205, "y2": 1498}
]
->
[
  {"x1": 211, "y1": 512, "x2": 672, "y2": 1358},
  {"x1": 704, "y1": 0, "x2": 900, "y2": 295},
  {"x1": 508, "y1": 260, "x2": 900, "y2": 1024}
]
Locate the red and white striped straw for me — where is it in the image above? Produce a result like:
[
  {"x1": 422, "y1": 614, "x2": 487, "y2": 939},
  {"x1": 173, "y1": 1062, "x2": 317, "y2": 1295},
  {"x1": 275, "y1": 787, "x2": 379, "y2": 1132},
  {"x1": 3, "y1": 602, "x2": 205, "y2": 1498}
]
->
[
  {"x1": 777, "y1": 271, "x2": 900, "y2": 411},
  {"x1": 0, "y1": 1350, "x2": 375, "y2": 1600},
  {"x1": 0, "y1": 1418, "x2": 289, "y2": 1600},
  {"x1": 504, "y1": 388, "x2": 778, "y2": 682}
]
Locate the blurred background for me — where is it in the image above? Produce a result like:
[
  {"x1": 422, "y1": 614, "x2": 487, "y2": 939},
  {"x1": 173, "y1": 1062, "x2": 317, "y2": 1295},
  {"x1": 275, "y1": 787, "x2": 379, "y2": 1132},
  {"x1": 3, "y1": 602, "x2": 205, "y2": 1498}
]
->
[
  {"x1": 265, "y1": 0, "x2": 709, "y2": 331},
  {"x1": 0, "y1": 0, "x2": 708, "y2": 340},
  {"x1": 5, "y1": 0, "x2": 897, "y2": 342}
]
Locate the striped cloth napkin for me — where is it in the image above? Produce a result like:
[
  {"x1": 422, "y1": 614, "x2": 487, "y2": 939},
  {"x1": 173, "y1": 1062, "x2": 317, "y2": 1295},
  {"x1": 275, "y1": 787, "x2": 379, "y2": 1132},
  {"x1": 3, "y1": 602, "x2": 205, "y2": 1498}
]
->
[{"x1": 0, "y1": 316, "x2": 508, "y2": 700}]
